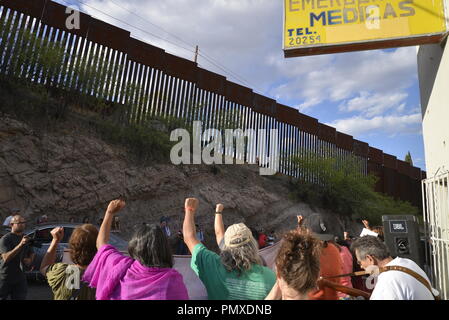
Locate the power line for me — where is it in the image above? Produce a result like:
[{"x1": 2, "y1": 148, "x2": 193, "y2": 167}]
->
[
  {"x1": 61, "y1": 0, "x2": 196, "y2": 55},
  {"x1": 106, "y1": 0, "x2": 262, "y2": 92},
  {"x1": 74, "y1": 0, "x2": 262, "y2": 91},
  {"x1": 60, "y1": 0, "x2": 264, "y2": 93},
  {"x1": 198, "y1": 51, "x2": 257, "y2": 90},
  {"x1": 107, "y1": 0, "x2": 197, "y2": 50},
  {"x1": 197, "y1": 53, "x2": 255, "y2": 89}
]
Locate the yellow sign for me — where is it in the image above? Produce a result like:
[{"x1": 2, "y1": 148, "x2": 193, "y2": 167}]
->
[{"x1": 284, "y1": 0, "x2": 448, "y2": 56}]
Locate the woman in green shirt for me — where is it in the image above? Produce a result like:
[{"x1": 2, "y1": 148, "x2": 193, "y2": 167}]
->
[
  {"x1": 39, "y1": 224, "x2": 98, "y2": 300},
  {"x1": 183, "y1": 199, "x2": 276, "y2": 300}
]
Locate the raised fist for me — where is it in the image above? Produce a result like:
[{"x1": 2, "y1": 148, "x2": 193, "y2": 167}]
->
[
  {"x1": 185, "y1": 198, "x2": 199, "y2": 212},
  {"x1": 50, "y1": 227, "x2": 64, "y2": 242},
  {"x1": 216, "y1": 204, "x2": 224, "y2": 213},
  {"x1": 106, "y1": 199, "x2": 126, "y2": 215},
  {"x1": 362, "y1": 220, "x2": 370, "y2": 229}
]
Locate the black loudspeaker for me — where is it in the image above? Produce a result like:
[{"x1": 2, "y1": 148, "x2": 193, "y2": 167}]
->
[{"x1": 382, "y1": 215, "x2": 424, "y2": 269}]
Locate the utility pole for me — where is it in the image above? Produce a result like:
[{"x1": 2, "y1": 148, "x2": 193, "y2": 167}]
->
[{"x1": 194, "y1": 45, "x2": 199, "y2": 63}]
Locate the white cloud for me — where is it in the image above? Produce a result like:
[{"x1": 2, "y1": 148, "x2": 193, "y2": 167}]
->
[
  {"x1": 270, "y1": 47, "x2": 418, "y2": 111},
  {"x1": 327, "y1": 113, "x2": 423, "y2": 137},
  {"x1": 339, "y1": 91, "x2": 409, "y2": 117},
  {"x1": 54, "y1": 0, "x2": 425, "y2": 168},
  {"x1": 52, "y1": 0, "x2": 425, "y2": 168},
  {"x1": 62, "y1": 0, "x2": 419, "y2": 113},
  {"x1": 63, "y1": 1, "x2": 421, "y2": 124},
  {"x1": 69, "y1": 0, "x2": 282, "y2": 94}
]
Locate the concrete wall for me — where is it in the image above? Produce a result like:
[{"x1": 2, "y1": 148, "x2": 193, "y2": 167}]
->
[{"x1": 418, "y1": 35, "x2": 449, "y2": 177}]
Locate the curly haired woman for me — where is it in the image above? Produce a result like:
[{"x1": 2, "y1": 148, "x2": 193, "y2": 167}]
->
[
  {"x1": 266, "y1": 230, "x2": 322, "y2": 300},
  {"x1": 40, "y1": 224, "x2": 98, "y2": 300}
]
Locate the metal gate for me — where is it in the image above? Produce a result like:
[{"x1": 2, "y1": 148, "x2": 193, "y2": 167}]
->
[{"x1": 422, "y1": 171, "x2": 449, "y2": 300}]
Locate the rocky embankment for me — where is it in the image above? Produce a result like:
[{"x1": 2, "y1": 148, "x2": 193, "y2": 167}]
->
[{"x1": 0, "y1": 114, "x2": 363, "y2": 249}]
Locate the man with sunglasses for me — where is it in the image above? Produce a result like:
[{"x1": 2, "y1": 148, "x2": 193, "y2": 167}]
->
[
  {"x1": 0, "y1": 214, "x2": 35, "y2": 300},
  {"x1": 2, "y1": 208, "x2": 19, "y2": 226}
]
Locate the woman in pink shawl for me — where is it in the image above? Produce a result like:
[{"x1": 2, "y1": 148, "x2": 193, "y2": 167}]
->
[{"x1": 82, "y1": 199, "x2": 189, "y2": 300}]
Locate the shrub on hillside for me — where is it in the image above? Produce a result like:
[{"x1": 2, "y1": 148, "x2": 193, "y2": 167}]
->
[{"x1": 288, "y1": 150, "x2": 419, "y2": 225}]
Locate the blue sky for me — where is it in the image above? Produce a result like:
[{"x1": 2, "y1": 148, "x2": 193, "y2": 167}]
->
[{"x1": 58, "y1": 0, "x2": 426, "y2": 170}]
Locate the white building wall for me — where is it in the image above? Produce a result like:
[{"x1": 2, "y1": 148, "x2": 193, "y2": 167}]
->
[
  {"x1": 418, "y1": 38, "x2": 449, "y2": 177},
  {"x1": 418, "y1": 0, "x2": 449, "y2": 299}
]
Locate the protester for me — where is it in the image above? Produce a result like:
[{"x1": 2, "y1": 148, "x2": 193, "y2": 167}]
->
[
  {"x1": 331, "y1": 240, "x2": 354, "y2": 299},
  {"x1": 37, "y1": 215, "x2": 48, "y2": 225},
  {"x1": 360, "y1": 219, "x2": 379, "y2": 237},
  {"x1": 351, "y1": 235, "x2": 438, "y2": 300},
  {"x1": 3, "y1": 209, "x2": 19, "y2": 227},
  {"x1": 183, "y1": 199, "x2": 276, "y2": 300},
  {"x1": 82, "y1": 200, "x2": 188, "y2": 300},
  {"x1": 350, "y1": 246, "x2": 373, "y2": 294},
  {"x1": 372, "y1": 226, "x2": 384, "y2": 241},
  {"x1": 266, "y1": 230, "x2": 276, "y2": 246},
  {"x1": 40, "y1": 225, "x2": 97, "y2": 300},
  {"x1": 336, "y1": 239, "x2": 365, "y2": 292},
  {"x1": 196, "y1": 224, "x2": 205, "y2": 243},
  {"x1": 297, "y1": 214, "x2": 344, "y2": 300},
  {"x1": 341, "y1": 231, "x2": 354, "y2": 247},
  {"x1": 338, "y1": 233, "x2": 366, "y2": 292},
  {"x1": 265, "y1": 230, "x2": 321, "y2": 300},
  {"x1": 2, "y1": 216, "x2": 12, "y2": 227},
  {"x1": 0, "y1": 215, "x2": 35, "y2": 300},
  {"x1": 258, "y1": 228, "x2": 268, "y2": 249},
  {"x1": 213, "y1": 205, "x2": 269, "y2": 267},
  {"x1": 160, "y1": 216, "x2": 171, "y2": 237},
  {"x1": 111, "y1": 216, "x2": 120, "y2": 233},
  {"x1": 249, "y1": 227, "x2": 259, "y2": 246},
  {"x1": 175, "y1": 230, "x2": 189, "y2": 255}
]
